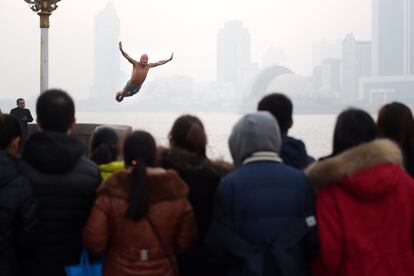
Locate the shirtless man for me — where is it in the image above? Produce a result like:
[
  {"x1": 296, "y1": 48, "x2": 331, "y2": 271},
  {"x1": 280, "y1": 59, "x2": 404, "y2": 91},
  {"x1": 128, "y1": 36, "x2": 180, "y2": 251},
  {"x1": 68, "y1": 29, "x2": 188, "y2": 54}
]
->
[{"x1": 116, "y1": 41, "x2": 173, "y2": 102}]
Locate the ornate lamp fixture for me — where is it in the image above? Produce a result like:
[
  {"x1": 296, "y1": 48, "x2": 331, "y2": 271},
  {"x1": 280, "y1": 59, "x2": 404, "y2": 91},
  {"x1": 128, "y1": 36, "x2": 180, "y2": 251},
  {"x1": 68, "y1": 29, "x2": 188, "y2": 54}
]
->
[
  {"x1": 24, "y1": 0, "x2": 61, "y2": 28},
  {"x1": 24, "y1": 0, "x2": 62, "y2": 93}
]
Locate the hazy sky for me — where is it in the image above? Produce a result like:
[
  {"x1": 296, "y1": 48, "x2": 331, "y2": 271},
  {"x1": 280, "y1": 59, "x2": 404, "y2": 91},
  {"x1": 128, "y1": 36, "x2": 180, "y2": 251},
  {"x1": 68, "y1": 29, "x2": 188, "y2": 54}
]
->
[{"x1": 0, "y1": 0, "x2": 371, "y2": 100}]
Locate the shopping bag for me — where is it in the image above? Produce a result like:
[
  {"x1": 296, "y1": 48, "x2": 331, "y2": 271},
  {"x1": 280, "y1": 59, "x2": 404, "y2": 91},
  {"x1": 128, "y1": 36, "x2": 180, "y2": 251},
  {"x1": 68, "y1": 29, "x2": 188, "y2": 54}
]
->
[{"x1": 65, "y1": 249, "x2": 103, "y2": 276}]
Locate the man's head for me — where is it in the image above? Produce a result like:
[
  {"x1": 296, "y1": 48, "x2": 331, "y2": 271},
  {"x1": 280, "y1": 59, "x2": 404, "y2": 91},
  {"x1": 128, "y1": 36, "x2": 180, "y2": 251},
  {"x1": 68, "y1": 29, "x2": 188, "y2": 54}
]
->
[
  {"x1": 36, "y1": 89, "x2": 75, "y2": 133},
  {"x1": 257, "y1": 93, "x2": 293, "y2": 135},
  {"x1": 16, "y1": 98, "x2": 25, "y2": 109},
  {"x1": 140, "y1": 54, "x2": 149, "y2": 65},
  {"x1": 0, "y1": 114, "x2": 21, "y2": 156}
]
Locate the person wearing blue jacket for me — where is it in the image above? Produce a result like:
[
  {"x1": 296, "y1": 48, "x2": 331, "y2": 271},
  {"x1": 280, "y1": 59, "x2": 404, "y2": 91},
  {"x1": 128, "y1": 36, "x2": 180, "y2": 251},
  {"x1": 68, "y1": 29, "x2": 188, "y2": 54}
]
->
[{"x1": 205, "y1": 112, "x2": 317, "y2": 276}]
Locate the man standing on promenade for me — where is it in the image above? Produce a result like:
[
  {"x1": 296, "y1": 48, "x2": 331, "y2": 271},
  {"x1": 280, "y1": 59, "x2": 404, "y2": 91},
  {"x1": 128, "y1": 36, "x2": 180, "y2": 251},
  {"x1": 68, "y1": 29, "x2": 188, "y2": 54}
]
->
[
  {"x1": 20, "y1": 89, "x2": 101, "y2": 276},
  {"x1": 10, "y1": 98, "x2": 33, "y2": 141},
  {"x1": 116, "y1": 41, "x2": 173, "y2": 102}
]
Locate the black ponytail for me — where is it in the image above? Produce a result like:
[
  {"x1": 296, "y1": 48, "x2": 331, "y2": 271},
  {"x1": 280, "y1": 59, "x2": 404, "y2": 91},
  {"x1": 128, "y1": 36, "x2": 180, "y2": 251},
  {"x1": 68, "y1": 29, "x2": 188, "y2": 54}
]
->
[
  {"x1": 123, "y1": 131, "x2": 157, "y2": 221},
  {"x1": 126, "y1": 161, "x2": 150, "y2": 221}
]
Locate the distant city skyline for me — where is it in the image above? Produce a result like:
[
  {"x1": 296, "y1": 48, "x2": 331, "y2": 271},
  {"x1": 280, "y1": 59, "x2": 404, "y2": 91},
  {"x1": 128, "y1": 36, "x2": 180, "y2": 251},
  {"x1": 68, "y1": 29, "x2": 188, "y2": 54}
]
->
[{"x1": 0, "y1": 0, "x2": 372, "y2": 101}]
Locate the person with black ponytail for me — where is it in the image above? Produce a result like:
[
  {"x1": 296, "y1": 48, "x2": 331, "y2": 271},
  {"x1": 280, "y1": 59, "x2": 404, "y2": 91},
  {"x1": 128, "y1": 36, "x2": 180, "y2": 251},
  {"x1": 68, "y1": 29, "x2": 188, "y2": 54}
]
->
[
  {"x1": 158, "y1": 114, "x2": 232, "y2": 276},
  {"x1": 90, "y1": 127, "x2": 124, "y2": 180},
  {"x1": 83, "y1": 130, "x2": 197, "y2": 276}
]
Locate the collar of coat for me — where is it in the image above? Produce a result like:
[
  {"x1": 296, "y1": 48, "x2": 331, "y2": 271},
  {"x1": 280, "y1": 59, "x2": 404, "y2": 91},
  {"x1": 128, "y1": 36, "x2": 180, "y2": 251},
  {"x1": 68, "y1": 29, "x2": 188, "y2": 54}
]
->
[
  {"x1": 158, "y1": 146, "x2": 233, "y2": 179},
  {"x1": 305, "y1": 139, "x2": 403, "y2": 190},
  {"x1": 98, "y1": 168, "x2": 188, "y2": 203},
  {"x1": 242, "y1": 151, "x2": 283, "y2": 165}
]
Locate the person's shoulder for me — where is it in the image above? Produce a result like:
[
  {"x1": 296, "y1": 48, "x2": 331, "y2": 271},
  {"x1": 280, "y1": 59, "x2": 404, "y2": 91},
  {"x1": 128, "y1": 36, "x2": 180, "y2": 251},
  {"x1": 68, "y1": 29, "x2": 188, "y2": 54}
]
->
[
  {"x1": 73, "y1": 157, "x2": 100, "y2": 178},
  {"x1": 283, "y1": 135, "x2": 306, "y2": 147},
  {"x1": 78, "y1": 156, "x2": 99, "y2": 170}
]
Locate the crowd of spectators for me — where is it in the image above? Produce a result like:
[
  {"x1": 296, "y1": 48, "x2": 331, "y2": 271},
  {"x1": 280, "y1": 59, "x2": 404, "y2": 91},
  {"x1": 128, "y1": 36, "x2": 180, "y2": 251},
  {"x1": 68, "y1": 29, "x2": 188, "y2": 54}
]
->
[{"x1": 2, "y1": 89, "x2": 414, "y2": 276}]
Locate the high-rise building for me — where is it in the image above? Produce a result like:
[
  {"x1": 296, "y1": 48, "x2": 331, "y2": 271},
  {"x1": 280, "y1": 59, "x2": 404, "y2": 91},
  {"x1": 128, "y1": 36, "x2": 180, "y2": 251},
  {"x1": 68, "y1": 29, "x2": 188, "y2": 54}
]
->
[
  {"x1": 91, "y1": 2, "x2": 121, "y2": 99},
  {"x1": 217, "y1": 21, "x2": 251, "y2": 95},
  {"x1": 312, "y1": 66, "x2": 323, "y2": 91},
  {"x1": 312, "y1": 40, "x2": 342, "y2": 67},
  {"x1": 410, "y1": 0, "x2": 414, "y2": 74},
  {"x1": 321, "y1": 59, "x2": 341, "y2": 92},
  {"x1": 372, "y1": 0, "x2": 414, "y2": 76},
  {"x1": 342, "y1": 34, "x2": 372, "y2": 98}
]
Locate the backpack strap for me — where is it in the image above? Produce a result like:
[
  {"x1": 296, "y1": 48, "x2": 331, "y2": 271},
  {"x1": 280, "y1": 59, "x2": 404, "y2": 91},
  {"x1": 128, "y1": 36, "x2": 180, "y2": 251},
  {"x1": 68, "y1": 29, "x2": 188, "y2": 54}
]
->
[{"x1": 146, "y1": 216, "x2": 178, "y2": 276}]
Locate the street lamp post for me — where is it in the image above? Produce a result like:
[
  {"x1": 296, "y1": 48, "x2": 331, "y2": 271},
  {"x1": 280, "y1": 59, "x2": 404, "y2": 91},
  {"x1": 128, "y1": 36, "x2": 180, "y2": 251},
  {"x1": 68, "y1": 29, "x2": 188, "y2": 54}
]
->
[{"x1": 24, "y1": 0, "x2": 61, "y2": 94}]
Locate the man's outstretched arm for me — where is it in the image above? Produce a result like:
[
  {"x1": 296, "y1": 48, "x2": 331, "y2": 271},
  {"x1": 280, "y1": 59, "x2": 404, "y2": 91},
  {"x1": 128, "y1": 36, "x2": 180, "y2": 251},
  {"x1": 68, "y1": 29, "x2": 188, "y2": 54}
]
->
[
  {"x1": 119, "y1": 41, "x2": 137, "y2": 64},
  {"x1": 149, "y1": 53, "x2": 173, "y2": 68}
]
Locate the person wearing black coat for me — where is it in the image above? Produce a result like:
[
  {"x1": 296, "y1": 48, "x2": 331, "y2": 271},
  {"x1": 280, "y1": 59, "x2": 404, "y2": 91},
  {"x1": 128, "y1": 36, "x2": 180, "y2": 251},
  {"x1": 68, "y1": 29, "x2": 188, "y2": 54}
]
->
[
  {"x1": 10, "y1": 98, "x2": 33, "y2": 142},
  {"x1": 19, "y1": 90, "x2": 100, "y2": 276},
  {"x1": 159, "y1": 115, "x2": 232, "y2": 276},
  {"x1": 0, "y1": 114, "x2": 38, "y2": 276}
]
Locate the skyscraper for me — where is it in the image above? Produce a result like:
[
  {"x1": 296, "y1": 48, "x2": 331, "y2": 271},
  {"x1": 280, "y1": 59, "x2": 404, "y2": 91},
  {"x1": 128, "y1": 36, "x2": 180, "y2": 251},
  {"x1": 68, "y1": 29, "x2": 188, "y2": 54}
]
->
[
  {"x1": 342, "y1": 34, "x2": 372, "y2": 98},
  {"x1": 372, "y1": 0, "x2": 414, "y2": 76},
  {"x1": 410, "y1": 0, "x2": 414, "y2": 74},
  {"x1": 312, "y1": 40, "x2": 342, "y2": 68},
  {"x1": 217, "y1": 21, "x2": 251, "y2": 95},
  {"x1": 321, "y1": 59, "x2": 341, "y2": 92},
  {"x1": 91, "y1": 2, "x2": 121, "y2": 99}
]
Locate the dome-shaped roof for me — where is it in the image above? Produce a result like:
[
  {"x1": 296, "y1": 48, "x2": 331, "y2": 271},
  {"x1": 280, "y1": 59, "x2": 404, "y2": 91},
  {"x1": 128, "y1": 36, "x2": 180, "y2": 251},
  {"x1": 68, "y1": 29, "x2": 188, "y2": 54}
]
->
[{"x1": 266, "y1": 74, "x2": 314, "y2": 98}]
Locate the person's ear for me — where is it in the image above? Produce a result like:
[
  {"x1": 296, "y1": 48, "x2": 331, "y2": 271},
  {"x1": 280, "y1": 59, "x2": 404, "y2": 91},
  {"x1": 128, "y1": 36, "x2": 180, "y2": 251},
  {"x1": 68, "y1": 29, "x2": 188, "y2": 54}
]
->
[
  {"x1": 288, "y1": 119, "x2": 293, "y2": 130},
  {"x1": 67, "y1": 118, "x2": 76, "y2": 135},
  {"x1": 8, "y1": 136, "x2": 21, "y2": 156},
  {"x1": 37, "y1": 119, "x2": 43, "y2": 130},
  {"x1": 168, "y1": 135, "x2": 175, "y2": 147}
]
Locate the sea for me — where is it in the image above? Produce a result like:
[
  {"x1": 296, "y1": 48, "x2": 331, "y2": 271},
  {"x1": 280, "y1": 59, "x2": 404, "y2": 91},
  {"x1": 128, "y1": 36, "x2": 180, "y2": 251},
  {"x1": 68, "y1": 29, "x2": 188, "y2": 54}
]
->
[{"x1": 77, "y1": 112, "x2": 337, "y2": 161}]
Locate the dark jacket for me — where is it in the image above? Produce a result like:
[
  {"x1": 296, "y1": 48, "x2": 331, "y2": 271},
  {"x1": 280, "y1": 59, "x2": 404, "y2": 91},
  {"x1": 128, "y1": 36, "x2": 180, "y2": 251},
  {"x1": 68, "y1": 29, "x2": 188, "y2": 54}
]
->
[
  {"x1": 206, "y1": 112, "x2": 317, "y2": 276},
  {"x1": 306, "y1": 139, "x2": 414, "y2": 276},
  {"x1": 20, "y1": 131, "x2": 101, "y2": 276},
  {"x1": 83, "y1": 168, "x2": 197, "y2": 276},
  {"x1": 10, "y1": 108, "x2": 33, "y2": 140},
  {"x1": 0, "y1": 151, "x2": 38, "y2": 276},
  {"x1": 281, "y1": 135, "x2": 314, "y2": 169},
  {"x1": 207, "y1": 161, "x2": 316, "y2": 276},
  {"x1": 159, "y1": 147, "x2": 232, "y2": 276}
]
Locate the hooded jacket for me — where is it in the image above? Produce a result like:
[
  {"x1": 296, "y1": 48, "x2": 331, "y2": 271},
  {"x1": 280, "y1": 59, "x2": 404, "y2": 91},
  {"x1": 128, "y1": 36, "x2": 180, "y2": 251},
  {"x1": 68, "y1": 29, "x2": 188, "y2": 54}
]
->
[
  {"x1": 0, "y1": 151, "x2": 38, "y2": 276},
  {"x1": 99, "y1": 160, "x2": 124, "y2": 181},
  {"x1": 206, "y1": 112, "x2": 317, "y2": 276},
  {"x1": 306, "y1": 139, "x2": 414, "y2": 276},
  {"x1": 158, "y1": 147, "x2": 232, "y2": 276},
  {"x1": 281, "y1": 135, "x2": 315, "y2": 169},
  {"x1": 20, "y1": 131, "x2": 100, "y2": 276},
  {"x1": 83, "y1": 169, "x2": 197, "y2": 276}
]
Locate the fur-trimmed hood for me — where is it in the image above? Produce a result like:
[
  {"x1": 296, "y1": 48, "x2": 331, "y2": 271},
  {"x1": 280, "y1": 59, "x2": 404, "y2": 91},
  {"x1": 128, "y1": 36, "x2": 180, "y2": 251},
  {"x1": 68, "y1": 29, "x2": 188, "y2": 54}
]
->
[
  {"x1": 305, "y1": 139, "x2": 404, "y2": 199},
  {"x1": 158, "y1": 147, "x2": 233, "y2": 180},
  {"x1": 98, "y1": 168, "x2": 188, "y2": 203}
]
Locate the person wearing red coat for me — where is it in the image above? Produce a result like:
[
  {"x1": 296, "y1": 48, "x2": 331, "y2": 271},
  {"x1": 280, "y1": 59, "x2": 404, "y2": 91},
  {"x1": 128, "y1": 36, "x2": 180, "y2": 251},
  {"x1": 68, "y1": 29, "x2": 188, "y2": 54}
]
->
[{"x1": 306, "y1": 139, "x2": 414, "y2": 276}]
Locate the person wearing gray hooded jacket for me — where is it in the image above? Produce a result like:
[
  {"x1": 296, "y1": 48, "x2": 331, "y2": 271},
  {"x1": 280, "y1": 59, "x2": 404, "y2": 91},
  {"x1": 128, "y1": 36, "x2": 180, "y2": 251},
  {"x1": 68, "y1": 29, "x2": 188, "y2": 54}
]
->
[{"x1": 205, "y1": 112, "x2": 317, "y2": 276}]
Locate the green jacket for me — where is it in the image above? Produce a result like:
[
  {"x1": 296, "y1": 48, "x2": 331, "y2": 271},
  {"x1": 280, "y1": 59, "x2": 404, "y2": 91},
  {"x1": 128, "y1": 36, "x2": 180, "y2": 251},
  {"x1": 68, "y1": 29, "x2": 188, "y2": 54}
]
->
[{"x1": 99, "y1": 161, "x2": 125, "y2": 181}]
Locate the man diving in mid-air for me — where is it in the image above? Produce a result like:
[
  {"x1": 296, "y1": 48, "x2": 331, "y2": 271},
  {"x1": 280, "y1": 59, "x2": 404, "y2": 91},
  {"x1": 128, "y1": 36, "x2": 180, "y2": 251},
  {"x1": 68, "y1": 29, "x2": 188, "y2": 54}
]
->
[{"x1": 116, "y1": 41, "x2": 173, "y2": 102}]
